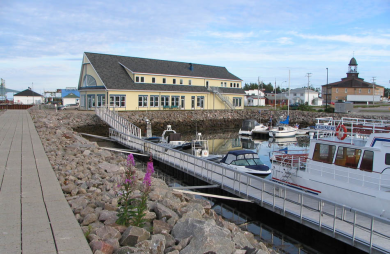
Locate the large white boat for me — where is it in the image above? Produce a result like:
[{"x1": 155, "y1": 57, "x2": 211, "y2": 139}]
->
[
  {"x1": 239, "y1": 119, "x2": 269, "y2": 135},
  {"x1": 270, "y1": 117, "x2": 390, "y2": 219}
]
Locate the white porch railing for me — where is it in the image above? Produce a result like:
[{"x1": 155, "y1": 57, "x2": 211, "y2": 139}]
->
[{"x1": 96, "y1": 107, "x2": 141, "y2": 138}]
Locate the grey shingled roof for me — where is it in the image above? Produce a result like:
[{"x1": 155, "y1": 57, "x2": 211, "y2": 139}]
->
[
  {"x1": 14, "y1": 89, "x2": 43, "y2": 97},
  {"x1": 80, "y1": 52, "x2": 244, "y2": 94}
]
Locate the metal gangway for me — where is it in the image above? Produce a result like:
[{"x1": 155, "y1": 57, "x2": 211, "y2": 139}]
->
[
  {"x1": 96, "y1": 107, "x2": 141, "y2": 138},
  {"x1": 96, "y1": 109, "x2": 390, "y2": 254}
]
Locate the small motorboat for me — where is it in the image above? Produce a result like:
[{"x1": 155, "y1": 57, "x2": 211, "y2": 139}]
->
[
  {"x1": 220, "y1": 150, "x2": 271, "y2": 176},
  {"x1": 239, "y1": 119, "x2": 269, "y2": 136}
]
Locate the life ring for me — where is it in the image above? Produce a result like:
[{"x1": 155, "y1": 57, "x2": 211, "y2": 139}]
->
[{"x1": 336, "y1": 124, "x2": 347, "y2": 140}]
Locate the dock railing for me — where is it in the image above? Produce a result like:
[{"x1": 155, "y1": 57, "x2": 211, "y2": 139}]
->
[
  {"x1": 109, "y1": 127, "x2": 390, "y2": 254},
  {"x1": 96, "y1": 106, "x2": 141, "y2": 138}
]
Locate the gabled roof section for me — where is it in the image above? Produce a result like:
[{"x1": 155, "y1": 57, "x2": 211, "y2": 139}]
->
[
  {"x1": 63, "y1": 93, "x2": 80, "y2": 98},
  {"x1": 14, "y1": 89, "x2": 43, "y2": 97},
  {"x1": 83, "y1": 52, "x2": 242, "y2": 91}
]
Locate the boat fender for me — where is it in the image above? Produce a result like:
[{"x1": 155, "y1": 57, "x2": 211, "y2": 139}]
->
[
  {"x1": 336, "y1": 124, "x2": 347, "y2": 140},
  {"x1": 202, "y1": 150, "x2": 209, "y2": 157}
]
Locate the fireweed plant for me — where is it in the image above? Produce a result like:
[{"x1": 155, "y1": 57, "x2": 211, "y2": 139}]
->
[{"x1": 116, "y1": 153, "x2": 154, "y2": 227}]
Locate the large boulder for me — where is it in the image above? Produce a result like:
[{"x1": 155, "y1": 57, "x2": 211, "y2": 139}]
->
[
  {"x1": 153, "y1": 203, "x2": 179, "y2": 222},
  {"x1": 120, "y1": 226, "x2": 150, "y2": 247},
  {"x1": 96, "y1": 226, "x2": 121, "y2": 240},
  {"x1": 172, "y1": 218, "x2": 235, "y2": 254}
]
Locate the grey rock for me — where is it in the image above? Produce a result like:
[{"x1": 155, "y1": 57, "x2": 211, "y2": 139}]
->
[
  {"x1": 98, "y1": 162, "x2": 121, "y2": 173},
  {"x1": 82, "y1": 213, "x2": 98, "y2": 226},
  {"x1": 62, "y1": 183, "x2": 76, "y2": 193},
  {"x1": 89, "y1": 240, "x2": 114, "y2": 254},
  {"x1": 80, "y1": 206, "x2": 95, "y2": 217},
  {"x1": 154, "y1": 203, "x2": 179, "y2": 221},
  {"x1": 120, "y1": 226, "x2": 150, "y2": 247},
  {"x1": 99, "y1": 210, "x2": 118, "y2": 224},
  {"x1": 232, "y1": 231, "x2": 253, "y2": 249},
  {"x1": 152, "y1": 220, "x2": 172, "y2": 235},
  {"x1": 96, "y1": 226, "x2": 121, "y2": 240}
]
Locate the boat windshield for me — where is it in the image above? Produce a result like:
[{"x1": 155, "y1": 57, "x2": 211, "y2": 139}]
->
[{"x1": 231, "y1": 153, "x2": 264, "y2": 166}]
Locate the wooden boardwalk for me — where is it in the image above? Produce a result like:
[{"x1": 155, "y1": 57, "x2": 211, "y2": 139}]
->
[{"x1": 0, "y1": 110, "x2": 91, "y2": 254}]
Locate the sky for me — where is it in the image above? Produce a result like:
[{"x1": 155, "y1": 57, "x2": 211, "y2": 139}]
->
[{"x1": 1, "y1": 0, "x2": 389, "y2": 97}]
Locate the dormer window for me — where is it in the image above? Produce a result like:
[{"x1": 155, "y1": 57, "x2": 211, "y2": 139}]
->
[
  {"x1": 136, "y1": 76, "x2": 139, "y2": 82},
  {"x1": 173, "y1": 79, "x2": 176, "y2": 84},
  {"x1": 189, "y1": 80, "x2": 192, "y2": 85},
  {"x1": 163, "y1": 78, "x2": 166, "y2": 84},
  {"x1": 140, "y1": 77, "x2": 144, "y2": 83},
  {"x1": 152, "y1": 77, "x2": 156, "y2": 83}
]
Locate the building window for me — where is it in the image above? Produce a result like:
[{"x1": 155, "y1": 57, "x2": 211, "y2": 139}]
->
[
  {"x1": 230, "y1": 83, "x2": 232, "y2": 87},
  {"x1": 173, "y1": 79, "x2": 176, "y2": 84},
  {"x1": 293, "y1": 93, "x2": 297, "y2": 96},
  {"x1": 237, "y1": 83, "x2": 240, "y2": 88},
  {"x1": 233, "y1": 97, "x2": 242, "y2": 107},
  {"x1": 189, "y1": 80, "x2": 192, "y2": 85},
  {"x1": 335, "y1": 96, "x2": 338, "y2": 100},
  {"x1": 221, "y1": 82, "x2": 223, "y2": 87},
  {"x1": 161, "y1": 96, "x2": 170, "y2": 107},
  {"x1": 140, "y1": 77, "x2": 144, "y2": 83},
  {"x1": 345, "y1": 88, "x2": 347, "y2": 93},
  {"x1": 138, "y1": 95, "x2": 148, "y2": 107},
  {"x1": 224, "y1": 82, "x2": 227, "y2": 87},
  {"x1": 359, "y1": 89, "x2": 361, "y2": 93},
  {"x1": 191, "y1": 96, "x2": 195, "y2": 109},
  {"x1": 136, "y1": 76, "x2": 139, "y2": 82},
  {"x1": 336, "y1": 88, "x2": 339, "y2": 93},
  {"x1": 82, "y1": 74, "x2": 97, "y2": 87},
  {"x1": 150, "y1": 95, "x2": 159, "y2": 107},
  {"x1": 97, "y1": 94, "x2": 105, "y2": 107},
  {"x1": 180, "y1": 79, "x2": 183, "y2": 85},
  {"x1": 171, "y1": 96, "x2": 180, "y2": 106},
  {"x1": 110, "y1": 95, "x2": 126, "y2": 107},
  {"x1": 197, "y1": 96, "x2": 204, "y2": 108},
  {"x1": 163, "y1": 78, "x2": 166, "y2": 84},
  {"x1": 181, "y1": 96, "x2": 185, "y2": 109},
  {"x1": 368, "y1": 89, "x2": 371, "y2": 93},
  {"x1": 152, "y1": 77, "x2": 156, "y2": 83},
  {"x1": 206, "y1": 81, "x2": 209, "y2": 88}
]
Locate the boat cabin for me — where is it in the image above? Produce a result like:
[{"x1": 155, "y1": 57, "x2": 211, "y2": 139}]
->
[{"x1": 310, "y1": 133, "x2": 390, "y2": 174}]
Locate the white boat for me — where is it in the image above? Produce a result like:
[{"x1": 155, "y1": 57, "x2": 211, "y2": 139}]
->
[
  {"x1": 269, "y1": 125, "x2": 297, "y2": 138},
  {"x1": 270, "y1": 117, "x2": 390, "y2": 219},
  {"x1": 268, "y1": 116, "x2": 298, "y2": 138},
  {"x1": 220, "y1": 150, "x2": 271, "y2": 176},
  {"x1": 239, "y1": 119, "x2": 269, "y2": 135}
]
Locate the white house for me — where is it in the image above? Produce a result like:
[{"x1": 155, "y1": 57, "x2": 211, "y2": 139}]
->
[
  {"x1": 62, "y1": 92, "x2": 80, "y2": 105},
  {"x1": 244, "y1": 89, "x2": 266, "y2": 106},
  {"x1": 284, "y1": 88, "x2": 322, "y2": 106},
  {"x1": 13, "y1": 89, "x2": 44, "y2": 105}
]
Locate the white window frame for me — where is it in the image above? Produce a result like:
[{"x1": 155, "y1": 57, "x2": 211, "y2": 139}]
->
[
  {"x1": 136, "y1": 76, "x2": 139, "y2": 82},
  {"x1": 150, "y1": 95, "x2": 159, "y2": 107},
  {"x1": 189, "y1": 80, "x2": 192, "y2": 85},
  {"x1": 138, "y1": 95, "x2": 148, "y2": 107},
  {"x1": 197, "y1": 96, "x2": 204, "y2": 108},
  {"x1": 161, "y1": 96, "x2": 170, "y2": 106},
  {"x1": 345, "y1": 88, "x2": 347, "y2": 93},
  {"x1": 171, "y1": 96, "x2": 180, "y2": 106},
  {"x1": 97, "y1": 94, "x2": 105, "y2": 107},
  {"x1": 110, "y1": 95, "x2": 126, "y2": 107},
  {"x1": 180, "y1": 79, "x2": 183, "y2": 85},
  {"x1": 140, "y1": 77, "x2": 144, "y2": 83}
]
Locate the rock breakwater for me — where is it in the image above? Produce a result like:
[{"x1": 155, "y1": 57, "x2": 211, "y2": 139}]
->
[{"x1": 29, "y1": 109, "x2": 279, "y2": 254}]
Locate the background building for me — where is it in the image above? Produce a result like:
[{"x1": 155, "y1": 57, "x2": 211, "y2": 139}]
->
[
  {"x1": 322, "y1": 57, "x2": 384, "y2": 104},
  {"x1": 78, "y1": 52, "x2": 245, "y2": 111},
  {"x1": 13, "y1": 88, "x2": 44, "y2": 104}
]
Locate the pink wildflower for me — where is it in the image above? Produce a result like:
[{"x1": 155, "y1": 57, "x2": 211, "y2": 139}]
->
[{"x1": 127, "y1": 154, "x2": 135, "y2": 167}]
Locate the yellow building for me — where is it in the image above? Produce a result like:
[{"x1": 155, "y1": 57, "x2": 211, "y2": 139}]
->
[
  {"x1": 78, "y1": 52, "x2": 244, "y2": 111},
  {"x1": 322, "y1": 57, "x2": 384, "y2": 104}
]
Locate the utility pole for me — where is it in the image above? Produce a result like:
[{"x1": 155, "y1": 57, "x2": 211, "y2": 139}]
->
[
  {"x1": 372, "y1": 77, "x2": 376, "y2": 105},
  {"x1": 257, "y1": 77, "x2": 260, "y2": 107},
  {"x1": 306, "y1": 73, "x2": 312, "y2": 105},
  {"x1": 326, "y1": 68, "x2": 328, "y2": 109}
]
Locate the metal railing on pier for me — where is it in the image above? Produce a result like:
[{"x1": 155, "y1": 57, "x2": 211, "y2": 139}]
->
[
  {"x1": 95, "y1": 107, "x2": 141, "y2": 138},
  {"x1": 108, "y1": 127, "x2": 390, "y2": 254}
]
